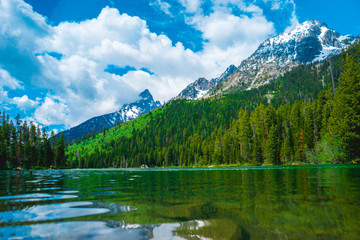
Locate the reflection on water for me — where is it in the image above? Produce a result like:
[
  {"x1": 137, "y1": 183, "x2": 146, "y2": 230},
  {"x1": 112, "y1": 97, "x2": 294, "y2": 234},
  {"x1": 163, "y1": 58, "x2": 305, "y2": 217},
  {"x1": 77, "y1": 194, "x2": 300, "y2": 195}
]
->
[
  {"x1": 0, "y1": 193, "x2": 77, "y2": 201},
  {"x1": 0, "y1": 165, "x2": 359, "y2": 239},
  {"x1": 0, "y1": 221, "x2": 195, "y2": 240},
  {"x1": 0, "y1": 221, "x2": 153, "y2": 240},
  {"x1": 0, "y1": 201, "x2": 110, "y2": 223}
]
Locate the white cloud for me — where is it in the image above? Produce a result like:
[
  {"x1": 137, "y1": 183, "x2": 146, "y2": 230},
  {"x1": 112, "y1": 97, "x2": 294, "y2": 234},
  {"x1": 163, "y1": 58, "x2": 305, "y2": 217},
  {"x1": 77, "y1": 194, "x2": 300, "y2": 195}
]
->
[
  {"x1": 38, "y1": 7, "x2": 207, "y2": 122},
  {"x1": 179, "y1": 0, "x2": 203, "y2": 13},
  {"x1": 0, "y1": 89, "x2": 10, "y2": 104},
  {"x1": 261, "y1": 0, "x2": 299, "y2": 32},
  {"x1": 0, "y1": 0, "x2": 49, "y2": 83},
  {"x1": 0, "y1": 0, "x2": 298, "y2": 130},
  {"x1": 12, "y1": 95, "x2": 39, "y2": 111},
  {"x1": 150, "y1": 0, "x2": 172, "y2": 16},
  {"x1": 44, "y1": 8, "x2": 146, "y2": 56},
  {"x1": 184, "y1": 1, "x2": 275, "y2": 77},
  {"x1": 34, "y1": 96, "x2": 69, "y2": 126},
  {"x1": 193, "y1": 12, "x2": 274, "y2": 49},
  {"x1": 262, "y1": 0, "x2": 282, "y2": 10},
  {"x1": 284, "y1": 1, "x2": 299, "y2": 33},
  {"x1": 0, "y1": 68, "x2": 22, "y2": 106},
  {"x1": 0, "y1": 68, "x2": 22, "y2": 89}
]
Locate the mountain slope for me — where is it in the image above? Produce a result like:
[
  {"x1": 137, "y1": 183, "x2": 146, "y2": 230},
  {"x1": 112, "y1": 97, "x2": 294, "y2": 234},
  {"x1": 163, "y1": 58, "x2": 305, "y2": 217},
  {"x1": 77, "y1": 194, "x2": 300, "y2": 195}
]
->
[
  {"x1": 174, "y1": 65, "x2": 237, "y2": 100},
  {"x1": 60, "y1": 89, "x2": 161, "y2": 143},
  {"x1": 208, "y1": 20, "x2": 356, "y2": 95}
]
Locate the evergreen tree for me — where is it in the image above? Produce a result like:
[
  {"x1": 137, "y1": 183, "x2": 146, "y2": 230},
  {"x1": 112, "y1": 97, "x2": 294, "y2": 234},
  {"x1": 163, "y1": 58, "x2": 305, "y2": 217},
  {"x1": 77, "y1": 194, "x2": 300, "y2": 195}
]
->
[
  {"x1": 55, "y1": 132, "x2": 66, "y2": 167},
  {"x1": 329, "y1": 44, "x2": 360, "y2": 161},
  {"x1": 236, "y1": 108, "x2": 252, "y2": 163}
]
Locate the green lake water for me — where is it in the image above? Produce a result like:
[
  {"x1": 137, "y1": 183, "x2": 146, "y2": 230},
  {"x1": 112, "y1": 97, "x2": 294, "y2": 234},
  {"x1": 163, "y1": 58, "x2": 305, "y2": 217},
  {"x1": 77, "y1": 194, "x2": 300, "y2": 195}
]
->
[{"x1": 0, "y1": 165, "x2": 359, "y2": 239}]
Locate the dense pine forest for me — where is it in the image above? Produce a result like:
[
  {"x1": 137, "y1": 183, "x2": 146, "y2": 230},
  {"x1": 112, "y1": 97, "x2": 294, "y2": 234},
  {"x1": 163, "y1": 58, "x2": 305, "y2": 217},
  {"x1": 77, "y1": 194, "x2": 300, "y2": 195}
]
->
[
  {"x1": 65, "y1": 42, "x2": 360, "y2": 168},
  {"x1": 0, "y1": 113, "x2": 66, "y2": 169}
]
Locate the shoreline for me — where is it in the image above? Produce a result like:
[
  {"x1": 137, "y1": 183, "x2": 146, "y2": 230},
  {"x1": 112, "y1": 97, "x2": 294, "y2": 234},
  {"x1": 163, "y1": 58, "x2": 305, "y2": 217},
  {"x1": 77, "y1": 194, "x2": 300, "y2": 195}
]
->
[{"x1": 3, "y1": 162, "x2": 359, "y2": 171}]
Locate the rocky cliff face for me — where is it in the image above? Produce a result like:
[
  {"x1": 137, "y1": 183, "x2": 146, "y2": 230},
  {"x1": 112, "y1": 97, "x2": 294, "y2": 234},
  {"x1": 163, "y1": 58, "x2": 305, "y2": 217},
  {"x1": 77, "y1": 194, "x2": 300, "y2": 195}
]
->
[
  {"x1": 174, "y1": 65, "x2": 237, "y2": 100},
  {"x1": 208, "y1": 20, "x2": 356, "y2": 95},
  {"x1": 59, "y1": 89, "x2": 161, "y2": 143}
]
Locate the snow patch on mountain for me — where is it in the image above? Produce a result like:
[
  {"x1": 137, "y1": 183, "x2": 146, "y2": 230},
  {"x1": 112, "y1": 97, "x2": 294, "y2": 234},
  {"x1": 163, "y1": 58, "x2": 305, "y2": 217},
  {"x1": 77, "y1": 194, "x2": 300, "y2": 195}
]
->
[
  {"x1": 195, "y1": 88, "x2": 208, "y2": 99},
  {"x1": 174, "y1": 65, "x2": 237, "y2": 100},
  {"x1": 59, "y1": 89, "x2": 161, "y2": 142}
]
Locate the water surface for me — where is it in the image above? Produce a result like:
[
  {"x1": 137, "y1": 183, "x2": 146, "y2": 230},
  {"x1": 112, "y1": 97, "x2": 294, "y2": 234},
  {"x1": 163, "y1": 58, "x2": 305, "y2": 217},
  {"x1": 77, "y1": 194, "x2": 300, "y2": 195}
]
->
[{"x1": 0, "y1": 165, "x2": 359, "y2": 239}]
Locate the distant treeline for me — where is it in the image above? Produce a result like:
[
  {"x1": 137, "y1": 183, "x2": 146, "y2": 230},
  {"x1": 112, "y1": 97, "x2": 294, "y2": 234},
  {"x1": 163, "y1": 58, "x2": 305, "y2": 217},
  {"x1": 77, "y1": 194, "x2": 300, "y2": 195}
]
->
[{"x1": 0, "y1": 114, "x2": 66, "y2": 169}]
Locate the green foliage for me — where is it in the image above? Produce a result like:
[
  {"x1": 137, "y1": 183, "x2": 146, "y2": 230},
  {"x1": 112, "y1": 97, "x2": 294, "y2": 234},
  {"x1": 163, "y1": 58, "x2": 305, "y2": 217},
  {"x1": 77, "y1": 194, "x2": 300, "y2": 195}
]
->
[
  {"x1": 307, "y1": 135, "x2": 342, "y2": 164},
  {"x1": 328, "y1": 42, "x2": 360, "y2": 161},
  {"x1": 0, "y1": 113, "x2": 67, "y2": 169}
]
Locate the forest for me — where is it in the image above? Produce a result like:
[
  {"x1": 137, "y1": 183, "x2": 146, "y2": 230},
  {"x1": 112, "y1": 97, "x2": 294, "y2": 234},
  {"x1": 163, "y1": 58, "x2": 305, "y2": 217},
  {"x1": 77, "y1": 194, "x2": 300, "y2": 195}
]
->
[
  {"x1": 0, "y1": 113, "x2": 66, "y2": 169},
  {"x1": 65, "y1": 41, "x2": 359, "y2": 168},
  {"x1": 1, "y1": 42, "x2": 359, "y2": 169}
]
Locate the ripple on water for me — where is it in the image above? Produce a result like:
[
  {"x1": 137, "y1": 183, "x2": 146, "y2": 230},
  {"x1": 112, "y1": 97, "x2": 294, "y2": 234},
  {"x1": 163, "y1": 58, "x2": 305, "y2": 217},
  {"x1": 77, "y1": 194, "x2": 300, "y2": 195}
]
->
[
  {"x1": 57, "y1": 190, "x2": 79, "y2": 194},
  {"x1": 0, "y1": 202, "x2": 110, "y2": 223},
  {"x1": 26, "y1": 179, "x2": 42, "y2": 183},
  {"x1": 36, "y1": 187, "x2": 61, "y2": 191},
  {"x1": 0, "y1": 193, "x2": 77, "y2": 202}
]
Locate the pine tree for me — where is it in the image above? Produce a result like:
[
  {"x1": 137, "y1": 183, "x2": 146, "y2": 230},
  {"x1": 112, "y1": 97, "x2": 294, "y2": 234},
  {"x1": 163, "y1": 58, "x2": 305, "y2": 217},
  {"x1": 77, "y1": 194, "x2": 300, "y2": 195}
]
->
[
  {"x1": 267, "y1": 125, "x2": 280, "y2": 164},
  {"x1": 237, "y1": 108, "x2": 252, "y2": 163},
  {"x1": 304, "y1": 103, "x2": 315, "y2": 150},
  {"x1": 329, "y1": 44, "x2": 360, "y2": 161},
  {"x1": 55, "y1": 132, "x2": 66, "y2": 167}
]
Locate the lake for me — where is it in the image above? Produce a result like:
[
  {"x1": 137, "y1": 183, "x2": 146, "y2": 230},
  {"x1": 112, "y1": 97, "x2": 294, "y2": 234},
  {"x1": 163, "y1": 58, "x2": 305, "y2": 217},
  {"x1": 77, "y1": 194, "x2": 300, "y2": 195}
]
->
[{"x1": 0, "y1": 165, "x2": 359, "y2": 239}]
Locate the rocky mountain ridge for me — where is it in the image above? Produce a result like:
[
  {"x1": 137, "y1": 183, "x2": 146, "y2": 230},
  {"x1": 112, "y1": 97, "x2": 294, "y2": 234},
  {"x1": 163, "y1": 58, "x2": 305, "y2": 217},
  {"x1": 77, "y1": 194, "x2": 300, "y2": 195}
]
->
[
  {"x1": 208, "y1": 20, "x2": 357, "y2": 95},
  {"x1": 174, "y1": 65, "x2": 237, "y2": 100},
  {"x1": 59, "y1": 89, "x2": 161, "y2": 143}
]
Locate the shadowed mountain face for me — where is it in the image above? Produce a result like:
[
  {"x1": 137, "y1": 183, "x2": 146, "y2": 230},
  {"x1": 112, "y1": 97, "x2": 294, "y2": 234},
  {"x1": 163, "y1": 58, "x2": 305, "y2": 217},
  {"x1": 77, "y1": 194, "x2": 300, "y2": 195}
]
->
[{"x1": 59, "y1": 89, "x2": 161, "y2": 143}]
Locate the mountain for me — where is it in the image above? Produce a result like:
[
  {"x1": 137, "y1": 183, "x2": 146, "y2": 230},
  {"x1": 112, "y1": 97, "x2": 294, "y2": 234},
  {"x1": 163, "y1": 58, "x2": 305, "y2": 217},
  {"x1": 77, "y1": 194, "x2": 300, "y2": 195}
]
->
[
  {"x1": 174, "y1": 65, "x2": 237, "y2": 100},
  {"x1": 59, "y1": 89, "x2": 161, "y2": 143},
  {"x1": 207, "y1": 20, "x2": 356, "y2": 96}
]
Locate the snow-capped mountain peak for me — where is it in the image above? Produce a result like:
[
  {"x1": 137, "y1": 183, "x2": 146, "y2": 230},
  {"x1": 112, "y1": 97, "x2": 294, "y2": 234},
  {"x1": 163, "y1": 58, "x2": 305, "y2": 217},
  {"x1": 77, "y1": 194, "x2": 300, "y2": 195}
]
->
[
  {"x1": 175, "y1": 20, "x2": 357, "y2": 101},
  {"x1": 256, "y1": 20, "x2": 354, "y2": 63},
  {"x1": 139, "y1": 89, "x2": 153, "y2": 101},
  {"x1": 59, "y1": 89, "x2": 161, "y2": 142},
  {"x1": 209, "y1": 20, "x2": 357, "y2": 94},
  {"x1": 270, "y1": 20, "x2": 323, "y2": 45}
]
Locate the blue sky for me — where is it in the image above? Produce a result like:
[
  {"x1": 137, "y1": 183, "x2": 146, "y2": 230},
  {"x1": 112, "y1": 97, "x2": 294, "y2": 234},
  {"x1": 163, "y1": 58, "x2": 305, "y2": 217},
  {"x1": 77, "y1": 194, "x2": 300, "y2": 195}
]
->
[{"x1": 1, "y1": 0, "x2": 359, "y2": 132}]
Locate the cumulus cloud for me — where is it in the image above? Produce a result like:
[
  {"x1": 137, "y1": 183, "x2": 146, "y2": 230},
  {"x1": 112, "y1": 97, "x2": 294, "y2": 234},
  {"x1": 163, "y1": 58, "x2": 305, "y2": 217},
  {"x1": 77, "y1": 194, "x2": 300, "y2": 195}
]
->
[
  {"x1": 0, "y1": 0, "x2": 49, "y2": 84},
  {"x1": 0, "y1": 3, "x2": 206, "y2": 127},
  {"x1": 193, "y1": 12, "x2": 274, "y2": 49},
  {"x1": 36, "y1": 7, "x2": 207, "y2": 126},
  {"x1": 34, "y1": 96, "x2": 69, "y2": 126},
  {"x1": 12, "y1": 95, "x2": 39, "y2": 111},
  {"x1": 182, "y1": 0, "x2": 275, "y2": 76},
  {"x1": 0, "y1": 0, "x2": 298, "y2": 130}
]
